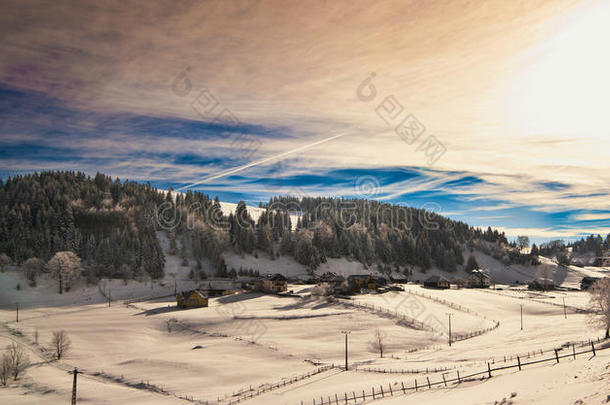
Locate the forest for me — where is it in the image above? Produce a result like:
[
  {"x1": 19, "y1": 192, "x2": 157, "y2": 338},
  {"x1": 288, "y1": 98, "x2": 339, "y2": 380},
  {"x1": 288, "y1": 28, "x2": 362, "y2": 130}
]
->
[{"x1": 0, "y1": 171, "x2": 543, "y2": 284}]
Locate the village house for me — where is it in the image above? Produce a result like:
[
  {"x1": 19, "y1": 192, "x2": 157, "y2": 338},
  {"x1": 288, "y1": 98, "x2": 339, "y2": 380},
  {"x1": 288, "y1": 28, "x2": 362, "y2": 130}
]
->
[
  {"x1": 451, "y1": 277, "x2": 467, "y2": 289},
  {"x1": 199, "y1": 278, "x2": 239, "y2": 297},
  {"x1": 345, "y1": 274, "x2": 387, "y2": 294},
  {"x1": 467, "y1": 269, "x2": 491, "y2": 288},
  {"x1": 316, "y1": 272, "x2": 346, "y2": 295},
  {"x1": 423, "y1": 275, "x2": 450, "y2": 289},
  {"x1": 255, "y1": 273, "x2": 288, "y2": 293},
  {"x1": 176, "y1": 290, "x2": 208, "y2": 308}
]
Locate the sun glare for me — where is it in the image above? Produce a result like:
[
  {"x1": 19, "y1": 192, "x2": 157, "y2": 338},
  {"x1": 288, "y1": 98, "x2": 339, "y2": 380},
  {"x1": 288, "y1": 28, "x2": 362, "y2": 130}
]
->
[{"x1": 510, "y1": 0, "x2": 610, "y2": 138}]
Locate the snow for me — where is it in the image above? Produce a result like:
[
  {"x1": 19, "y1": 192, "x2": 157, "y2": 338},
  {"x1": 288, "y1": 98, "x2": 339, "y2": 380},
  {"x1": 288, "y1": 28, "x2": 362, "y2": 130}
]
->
[
  {"x1": 1, "y1": 276, "x2": 608, "y2": 405},
  {"x1": 2, "y1": 210, "x2": 610, "y2": 405}
]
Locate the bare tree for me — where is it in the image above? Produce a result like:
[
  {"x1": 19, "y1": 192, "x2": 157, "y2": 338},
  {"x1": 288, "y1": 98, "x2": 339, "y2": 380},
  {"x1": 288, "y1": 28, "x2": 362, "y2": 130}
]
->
[
  {"x1": 517, "y1": 236, "x2": 530, "y2": 250},
  {"x1": 0, "y1": 354, "x2": 10, "y2": 386},
  {"x1": 6, "y1": 343, "x2": 29, "y2": 380},
  {"x1": 47, "y1": 252, "x2": 81, "y2": 294},
  {"x1": 588, "y1": 278, "x2": 610, "y2": 338},
  {"x1": 51, "y1": 331, "x2": 71, "y2": 360},
  {"x1": 369, "y1": 329, "x2": 386, "y2": 358}
]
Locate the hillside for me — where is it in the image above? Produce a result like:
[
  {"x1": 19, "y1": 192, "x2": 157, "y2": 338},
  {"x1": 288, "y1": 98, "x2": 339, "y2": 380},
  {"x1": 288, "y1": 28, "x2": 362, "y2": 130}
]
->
[{"x1": 0, "y1": 171, "x2": 601, "y2": 292}]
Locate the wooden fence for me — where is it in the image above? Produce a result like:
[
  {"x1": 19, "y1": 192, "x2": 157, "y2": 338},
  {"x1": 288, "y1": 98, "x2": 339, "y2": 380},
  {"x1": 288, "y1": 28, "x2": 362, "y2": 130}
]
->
[
  {"x1": 300, "y1": 338, "x2": 608, "y2": 405},
  {"x1": 227, "y1": 365, "x2": 336, "y2": 404},
  {"x1": 486, "y1": 288, "x2": 591, "y2": 313},
  {"x1": 341, "y1": 301, "x2": 433, "y2": 331},
  {"x1": 345, "y1": 291, "x2": 501, "y2": 343}
]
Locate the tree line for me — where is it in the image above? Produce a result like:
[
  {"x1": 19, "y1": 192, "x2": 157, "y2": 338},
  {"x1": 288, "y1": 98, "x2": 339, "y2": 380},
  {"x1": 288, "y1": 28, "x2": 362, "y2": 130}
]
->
[{"x1": 1, "y1": 171, "x2": 521, "y2": 285}]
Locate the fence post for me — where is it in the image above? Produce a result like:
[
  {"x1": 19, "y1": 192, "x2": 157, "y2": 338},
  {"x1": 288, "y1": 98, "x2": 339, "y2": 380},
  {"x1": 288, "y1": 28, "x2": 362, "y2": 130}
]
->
[
  {"x1": 517, "y1": 356, "x2": 521, "y2": 371},
  {"x1": 344, "y1": 392, "x2": 348, "y2": 404},
  {"x1": 554, "y1": 349, "x2": 559, "y2": 363},
  {"x1": 572, "y1": 344, "x2": 576, "y2": 360},
  {"x1": 389, "y1": 384, "x2": 393, "y2": 396},
  {"x1": 380, "y1": 385, "x2": 384, "y2": 397},
  {"x1": 335, "y1": 393, "x2": 338, "y2": 405},
  {"x1": 442, "y1": 373, "x2": 447, "y2": 387},
  {"x1": 426, "y1": 376, "x2": 431, "y2": 389},
  {"x1": 352, "y1": 392, "x2": 356, "y2": 402},
  {"x1": 414, "y1": 378, "x2": 418, "y2": 391},
  {"x1": 487, "y1": 363, "x2": 492, "y2": 378},
  {"x1": 457, "y1": 370, "x2": 461, "y2": 383},
  {"x1": 401, "y1": 382, "x2": 406, "y2": 394},
  {"x1": 591, "y1": 341, "x2": 596, "y2": 356},
  {"x1": 372, "y1": 387, "x2": 375, "y2": 400}
]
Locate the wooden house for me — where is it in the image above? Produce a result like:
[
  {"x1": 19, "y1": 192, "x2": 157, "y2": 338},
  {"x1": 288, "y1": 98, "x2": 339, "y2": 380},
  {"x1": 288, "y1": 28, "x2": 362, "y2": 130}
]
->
[
  {"x1": 346, "y1": 274, "x2": 387, "y2": 293},
  {"x1": 467, "y1": 270, "x2": 491, "y2": 288},
  {"x1": 316, "y1": 272, "x2": 346, "y2": 295},
  {"x1": 451, "y1": 277, "x2": 467, "y2": 288},
  {"x1": 423, "y1": 275, "x2": 450, "y2": 289},
  {"x1": 255, "y1": 273, "x2": 288, "y2": 293},
  {"x1": 199, "y1": 278, "x2": 239, "y2": 297},
  {"x1": 176, "y1": 290, "x2": 208, "y2": 308}
]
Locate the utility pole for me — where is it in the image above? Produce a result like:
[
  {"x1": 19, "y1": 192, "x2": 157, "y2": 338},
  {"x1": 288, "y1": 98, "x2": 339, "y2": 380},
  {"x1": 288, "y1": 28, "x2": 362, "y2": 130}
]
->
[
  {"x1": 520, "y1": 304, "x2": 523, "y2": 331},
  {"x1": 341, "y1": 331, "x2": 350, "y2": 371},
  {"x1": 69, "y1": 368, "x2": 80, "y2": 405},
  {"x1": 563, "y1": 298, "x2": 567, "y2": 319},
  {"x1": 16, "y1": 302, "x2": 18, "y2": 323},
  {"x1": 446, "y1": 313, "x2": 452, "y2": 346}
]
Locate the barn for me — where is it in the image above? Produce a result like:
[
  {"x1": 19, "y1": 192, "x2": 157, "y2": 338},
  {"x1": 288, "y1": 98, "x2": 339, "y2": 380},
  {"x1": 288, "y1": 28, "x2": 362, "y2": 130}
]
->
[
  {"x1": 176, "y1": 290, "x2": 208, "y2": 308},
  {"x1": 200, "y1": 279, "x2": 239, "y2": 297},
  {"x1": 423, "y1": 275, "x2": 450, "y2": 289}
]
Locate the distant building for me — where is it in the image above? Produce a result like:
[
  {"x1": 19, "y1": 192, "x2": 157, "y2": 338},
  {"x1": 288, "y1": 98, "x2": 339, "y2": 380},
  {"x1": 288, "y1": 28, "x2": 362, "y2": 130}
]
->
[
  {"x1": 200, "y1": 278, "x2": 239, "y2": 297},
  {"x1": 255, "y1": 273, "x2": 288, "y2": 293},
  {"x1": 346, "y1": 274, "x2": 387, "y2": 294},
  {"x1": 528, "y1": 278, "x2": 555, "y2": 291},
  {"x1": 317, "y1": 272, "x2": 346, "y2": 295},
  {"x1": 580, "y1": 276, "x2": 602, "y2": 291},
  {"x1": 176, "y1": 290, "x2": 208, "y2": 308},
  {"x1": 423, "y1": 275, "x2": 450, "y2": 289},
  {"x1": 467, "y1": 270, "x2": 491, "y2": 288},
  {"x1": 451, "y1": 277, "x2": 467, "y2": 288}
]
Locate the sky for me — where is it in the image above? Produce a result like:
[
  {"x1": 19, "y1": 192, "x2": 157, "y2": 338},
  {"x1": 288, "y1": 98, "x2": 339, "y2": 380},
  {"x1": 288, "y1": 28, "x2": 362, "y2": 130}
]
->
[{"x1": 0, "y1": 0, "x2": 609, "y2": 244}]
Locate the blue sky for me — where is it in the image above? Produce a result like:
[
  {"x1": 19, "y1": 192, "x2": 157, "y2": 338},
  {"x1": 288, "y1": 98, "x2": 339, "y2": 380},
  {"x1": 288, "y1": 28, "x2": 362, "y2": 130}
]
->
[{"x1": 1, "y1": 0, "x2": 609, "y2": 244}]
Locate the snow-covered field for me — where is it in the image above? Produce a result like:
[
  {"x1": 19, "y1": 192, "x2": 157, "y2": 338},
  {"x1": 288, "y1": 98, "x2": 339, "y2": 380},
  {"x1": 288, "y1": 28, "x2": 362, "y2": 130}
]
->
[
  {"x1": 1, "y1": 276, "x2": 608, "y2": 405},
  {"x1": 1, "y1": 222, "x2": 609, "y2": 405}
]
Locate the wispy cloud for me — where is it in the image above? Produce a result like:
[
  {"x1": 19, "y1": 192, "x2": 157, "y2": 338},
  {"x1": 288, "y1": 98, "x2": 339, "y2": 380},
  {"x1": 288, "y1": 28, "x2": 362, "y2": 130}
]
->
[{"x1": 1, "y1": 0, "x2": 609, "y2": 241}]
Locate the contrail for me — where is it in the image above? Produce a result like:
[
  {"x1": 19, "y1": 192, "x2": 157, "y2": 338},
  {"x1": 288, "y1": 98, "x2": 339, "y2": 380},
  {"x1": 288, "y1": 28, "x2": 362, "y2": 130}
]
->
[{"x1": 175, "y1": 132, "x2": 347, "y2": 192}]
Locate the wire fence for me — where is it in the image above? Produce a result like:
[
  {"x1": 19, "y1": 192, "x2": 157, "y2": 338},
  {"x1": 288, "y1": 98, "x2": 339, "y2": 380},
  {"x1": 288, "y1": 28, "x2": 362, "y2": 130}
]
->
[{"x1": 300, "y1": 338, "x2": 608, "y2": 405}]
